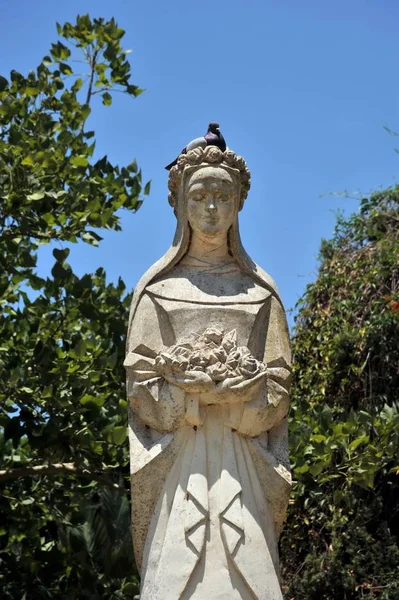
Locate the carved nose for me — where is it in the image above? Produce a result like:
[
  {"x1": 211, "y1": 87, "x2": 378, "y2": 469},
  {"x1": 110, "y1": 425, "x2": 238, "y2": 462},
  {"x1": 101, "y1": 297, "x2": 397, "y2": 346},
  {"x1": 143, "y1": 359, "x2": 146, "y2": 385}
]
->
[{"x1": 206, "y1": 200, "x2": 217, "y2": 213}]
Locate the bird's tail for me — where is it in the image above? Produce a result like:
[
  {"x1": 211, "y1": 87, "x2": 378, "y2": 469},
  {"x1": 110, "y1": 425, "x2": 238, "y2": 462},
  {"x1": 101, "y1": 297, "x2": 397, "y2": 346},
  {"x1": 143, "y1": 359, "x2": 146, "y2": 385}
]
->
[{"x1": 165, "y1": 158, "x2": 178, "y2": 171}]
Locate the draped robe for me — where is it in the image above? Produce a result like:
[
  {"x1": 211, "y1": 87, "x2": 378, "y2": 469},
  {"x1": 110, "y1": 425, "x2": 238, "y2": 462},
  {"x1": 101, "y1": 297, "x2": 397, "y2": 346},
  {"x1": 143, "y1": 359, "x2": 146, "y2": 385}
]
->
[{"x1": 124, "y1": 263, "x2": 292, "y2": 599}]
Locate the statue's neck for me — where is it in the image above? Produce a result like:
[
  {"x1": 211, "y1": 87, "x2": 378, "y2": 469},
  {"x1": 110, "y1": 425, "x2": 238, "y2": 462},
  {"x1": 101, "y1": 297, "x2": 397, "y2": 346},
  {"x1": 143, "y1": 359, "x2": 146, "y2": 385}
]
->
[{"x1": 186, "y1": 232, "x2": 231, "y2": 264}]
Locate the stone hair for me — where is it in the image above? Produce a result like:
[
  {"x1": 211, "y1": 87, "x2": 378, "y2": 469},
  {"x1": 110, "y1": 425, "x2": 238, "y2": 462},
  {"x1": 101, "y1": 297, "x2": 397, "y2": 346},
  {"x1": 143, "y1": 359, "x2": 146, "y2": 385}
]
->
[{"x1": 167, "y1": 146, "x2": 251, "y2": 210}]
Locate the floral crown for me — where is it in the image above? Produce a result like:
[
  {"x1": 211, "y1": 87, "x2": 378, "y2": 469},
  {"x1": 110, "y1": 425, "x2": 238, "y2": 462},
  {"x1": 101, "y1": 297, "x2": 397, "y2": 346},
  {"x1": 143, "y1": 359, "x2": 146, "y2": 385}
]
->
[{"x1": 167, "y1": 146, "x2": 251, "y2": 210}]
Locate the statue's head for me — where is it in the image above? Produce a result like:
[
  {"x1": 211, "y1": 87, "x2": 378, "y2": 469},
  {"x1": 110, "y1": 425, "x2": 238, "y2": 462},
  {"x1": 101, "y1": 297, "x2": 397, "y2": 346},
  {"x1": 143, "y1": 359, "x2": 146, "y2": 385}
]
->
[
  {"x1": 128, "y1": 146, "x2": 278, "y2": 327},
  {"x1": 167, "y1": 147, "x2": 251, "y2": 238}
]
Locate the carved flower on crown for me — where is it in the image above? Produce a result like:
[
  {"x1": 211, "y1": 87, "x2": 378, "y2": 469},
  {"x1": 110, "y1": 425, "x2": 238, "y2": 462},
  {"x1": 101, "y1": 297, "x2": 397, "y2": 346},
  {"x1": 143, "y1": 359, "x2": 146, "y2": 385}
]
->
[
  {"x1": 223, "y1": 150, "x2": 236, "y2": 166},
  {"x1": 186, "y1": 147, "x2": 204, "y2": 165},
  {"x1": 177, "y1": 154, "x2": 187, "y2": 169},
  {"x1": 204, "y1": 146, "x2": 223, "y2": 163},
  {"x1": 234, "y1": 155, "x2": 246, "y2": 171}
]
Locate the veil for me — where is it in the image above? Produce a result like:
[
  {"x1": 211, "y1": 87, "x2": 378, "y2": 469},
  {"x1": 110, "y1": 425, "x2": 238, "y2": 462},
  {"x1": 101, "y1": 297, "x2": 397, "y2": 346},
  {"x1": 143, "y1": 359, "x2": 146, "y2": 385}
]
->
[{"x1": 126, "y1": 154, "x2": 283, "y2": 351}]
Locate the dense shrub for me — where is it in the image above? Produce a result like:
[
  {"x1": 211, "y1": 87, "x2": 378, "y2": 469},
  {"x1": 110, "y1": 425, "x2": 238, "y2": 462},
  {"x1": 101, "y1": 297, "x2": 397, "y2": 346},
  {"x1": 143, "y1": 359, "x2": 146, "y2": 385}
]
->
[{"x1": 281, "y1": 188, "x2": 399, "y2": 599}]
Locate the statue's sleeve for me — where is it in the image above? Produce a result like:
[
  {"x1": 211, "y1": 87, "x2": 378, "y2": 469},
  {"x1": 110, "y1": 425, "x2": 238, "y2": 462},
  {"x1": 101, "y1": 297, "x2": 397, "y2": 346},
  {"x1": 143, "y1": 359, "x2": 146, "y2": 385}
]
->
[
  {"x1": 232, "y1": 295, "x2": 292, "y2": 437},
  {"x1": 124, "y1": 293, "x2": 186, "y2": 433}
]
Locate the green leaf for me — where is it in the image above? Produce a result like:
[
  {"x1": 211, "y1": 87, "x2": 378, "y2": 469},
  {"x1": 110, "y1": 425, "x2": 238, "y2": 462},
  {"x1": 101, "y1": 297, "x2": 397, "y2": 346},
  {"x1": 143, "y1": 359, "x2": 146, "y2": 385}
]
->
[
  {"x1": 80, "y1": 394, "x2": 106, "y2": 408},
  {"x1": 70, "y1": 156, "x2": 89, "y2": 167},
  {"x1": 42, "y1": 212, "x2": 55, "y2": 226},
  {"x1": 71, "y1": 77, "x2": 83, "y2": 92},
  {"x1": 82, "y1": 231, "x2": 102, "y2": 246},
  {"x1": 144, "y1": 180, "x2": 151, "y2": 196},
  {"x1": 348, "y1": 436, "x2": 369, "y2": 451},
  {"x1": 310, "y1": 434, "x2": 326, "y2": 444},
  {"x1": 27, "y1": 190, "x2": 45, "y2": 201},
  {"x1": 126, "y1": 84, "x2": 144, "y2": 97},
  {"x1": 70, "y1": 339, "x2": 87, "y2": 359},
  {"x1": 21, "y1": 498, "x2": 35, "y2": 506},
  {"x1": 109, "y1": 426, "x2": 127, "y2": 446},
  {"x1": 127, "y1": 159, "x2": 138, "y2": 173},
  {"x1": 106, "y1": 350, "x2": 118, "y2": 369},
  {"x1": 50, "y1": 41, "x2": 71, "y2": 61},
  {"x1": 295, "y1": 464, "x2": 309, "y2": 474},
  {"x1": 59, "y1": 62, "x2": 73, "y2": 75},
  {"x1": 21, "y1": 155, "x2": 35, "y2": 166},
  {"x1": 0, "y1": 75, "x2": 8, "y2": 91},
  {"x1": 41, "y1": 385, "x2": 53, "y2": 398},
  {"x1": 53, "y1": 247, "x2": 70, "y2": 262},
  {"x1": 10, "y1": 69, "x2": 24, "y2": 84},
  {"x1": 51, "y1": 261, "x2": 71, "y2": 279},
  {"x1": 25, "y1": 86, "x2": 40, "y2": 97},
  {"x1": 102, "y1": 91, "x2": 112, "y2": 106},
  {"x1": 309, "y1": 462, "x2": 325, "y2": 477},
  {"x1": 123, "y1": 582, "x2": 138, "y2": 594}
]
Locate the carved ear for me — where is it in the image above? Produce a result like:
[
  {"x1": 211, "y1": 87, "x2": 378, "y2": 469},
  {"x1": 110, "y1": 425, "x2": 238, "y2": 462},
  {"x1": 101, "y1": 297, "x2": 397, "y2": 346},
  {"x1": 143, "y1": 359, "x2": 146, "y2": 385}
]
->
[
  {"x1": 168, "y1": 192, "x2": 178, "y2": 218},
  {"x1": 168, "y1": 192, "x2": 176, "y2": 208}
]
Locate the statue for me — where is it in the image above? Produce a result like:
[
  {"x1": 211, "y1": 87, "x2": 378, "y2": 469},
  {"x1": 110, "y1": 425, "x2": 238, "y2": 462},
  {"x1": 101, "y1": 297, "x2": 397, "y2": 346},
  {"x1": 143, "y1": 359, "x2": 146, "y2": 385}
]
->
[{"x1": 124, "y1": 140, "x2": 292, "y2": 599}]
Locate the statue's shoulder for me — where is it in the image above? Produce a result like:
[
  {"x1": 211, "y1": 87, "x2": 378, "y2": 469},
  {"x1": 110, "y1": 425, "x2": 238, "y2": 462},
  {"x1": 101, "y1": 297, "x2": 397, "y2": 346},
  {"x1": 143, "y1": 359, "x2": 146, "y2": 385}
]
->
[
  {"x1": 144, "y1": 264, "x2": 273, "y2": 305},
  {"x1": 252, "y1": 263, "x2": 281, "y2": 299}
]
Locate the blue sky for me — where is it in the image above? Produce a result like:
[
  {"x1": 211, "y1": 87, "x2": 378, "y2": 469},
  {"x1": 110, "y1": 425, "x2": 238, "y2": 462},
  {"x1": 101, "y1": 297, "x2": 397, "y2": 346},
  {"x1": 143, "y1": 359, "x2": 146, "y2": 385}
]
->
[{"x1": 2, "y1": 1, "x2": 399, "y2": 325}]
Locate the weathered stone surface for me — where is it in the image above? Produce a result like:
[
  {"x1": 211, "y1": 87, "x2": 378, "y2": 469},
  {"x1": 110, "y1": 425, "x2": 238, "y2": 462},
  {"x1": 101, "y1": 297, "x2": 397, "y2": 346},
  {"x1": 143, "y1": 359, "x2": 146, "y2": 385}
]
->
[{"x1": 125, "y1": 145, "x2": 291, "y2": 599}]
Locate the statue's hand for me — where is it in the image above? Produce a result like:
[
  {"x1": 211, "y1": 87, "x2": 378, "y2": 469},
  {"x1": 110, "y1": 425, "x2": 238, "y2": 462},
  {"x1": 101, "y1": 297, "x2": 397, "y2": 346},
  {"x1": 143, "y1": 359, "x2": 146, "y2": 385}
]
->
[
  {"x1": 163, "y1": 367, "x2": 215, "y2": 394},
  {"x1": 215, "y1": 370, "x2": 267, "y2": 403}
]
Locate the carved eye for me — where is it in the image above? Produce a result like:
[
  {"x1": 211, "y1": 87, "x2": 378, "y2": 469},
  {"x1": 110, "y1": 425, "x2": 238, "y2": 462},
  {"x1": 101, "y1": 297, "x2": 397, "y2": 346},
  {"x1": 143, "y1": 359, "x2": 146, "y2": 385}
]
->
[
  {"x1": 190, "y1": 194, "x2": 205, "y2": 202},
  {"x1": 218, "y1": 193, "x2": 231, "y2": 202}
]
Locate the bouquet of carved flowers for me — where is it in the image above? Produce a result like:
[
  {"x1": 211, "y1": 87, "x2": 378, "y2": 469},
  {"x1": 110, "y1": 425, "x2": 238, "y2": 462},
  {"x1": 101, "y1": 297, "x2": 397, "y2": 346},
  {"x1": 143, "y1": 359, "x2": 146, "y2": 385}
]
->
[{"x1": 154, "y1": 327, "x2": 266, "y2": 392}]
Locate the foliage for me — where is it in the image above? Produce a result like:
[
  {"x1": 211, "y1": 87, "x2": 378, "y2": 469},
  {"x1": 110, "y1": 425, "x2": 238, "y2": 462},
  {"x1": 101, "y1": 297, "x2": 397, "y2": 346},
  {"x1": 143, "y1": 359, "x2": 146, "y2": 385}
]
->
[
  {"x1": 281, "y1": 188, "x2": 399, "y2": 599},
  {"x1": 0, "y1": 15, "x2": 146, "y2": 598},
  {"x1": 0, "y1": 477, "x2": 137, "y2": 599},
  {"x1": 2, "y1": 15, "x2": 398, "y2": 599}
]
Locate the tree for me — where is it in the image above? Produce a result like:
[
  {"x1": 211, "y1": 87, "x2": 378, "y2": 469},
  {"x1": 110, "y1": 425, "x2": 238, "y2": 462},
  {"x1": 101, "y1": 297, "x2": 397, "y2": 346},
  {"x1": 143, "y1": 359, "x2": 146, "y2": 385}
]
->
[
  {"x1": 0, "y1": 15, "x2": 148, "y2": 598},
  {"x1": 281, "y1": 188, "x2": 399, "y2": 599}
]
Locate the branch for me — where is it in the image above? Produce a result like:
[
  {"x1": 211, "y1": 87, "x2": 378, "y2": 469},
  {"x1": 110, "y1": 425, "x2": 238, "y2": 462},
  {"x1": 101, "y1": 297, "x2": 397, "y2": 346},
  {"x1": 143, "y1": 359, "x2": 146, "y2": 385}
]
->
[
  {"x1": 0, "y1": 462, "x2": 126, "y2": 493},
  {"x1": 92, "y1": 87, "x2": 125, "y2": 96},
  {"x1": 85, "y1": 48, "x2": 99, "y2": 108}
]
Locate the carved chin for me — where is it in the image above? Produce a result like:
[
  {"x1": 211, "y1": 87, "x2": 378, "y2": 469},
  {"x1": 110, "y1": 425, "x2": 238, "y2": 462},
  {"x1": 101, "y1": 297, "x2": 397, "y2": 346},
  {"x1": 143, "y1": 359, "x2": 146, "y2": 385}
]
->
[
  {"x1": 196, "y1": 220, "x2": 225, "y2": 236},
  {"x1": 201, "y1": 225, "x2": 222, "y2": 236}
]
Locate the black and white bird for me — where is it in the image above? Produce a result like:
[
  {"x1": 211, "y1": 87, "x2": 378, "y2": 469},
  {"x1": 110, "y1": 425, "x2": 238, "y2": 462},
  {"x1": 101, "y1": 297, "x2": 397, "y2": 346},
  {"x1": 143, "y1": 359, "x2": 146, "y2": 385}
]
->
[{"x1": 165, "y1": 122, "x2": 227, "y2": 170}]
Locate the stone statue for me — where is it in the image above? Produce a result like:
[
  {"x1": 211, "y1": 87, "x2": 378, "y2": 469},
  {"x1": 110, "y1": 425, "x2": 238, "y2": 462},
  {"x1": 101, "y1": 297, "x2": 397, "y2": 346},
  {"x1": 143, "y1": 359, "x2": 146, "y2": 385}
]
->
[{"x1": 124, "y1": 143, "x2": 292, "y2": 599}]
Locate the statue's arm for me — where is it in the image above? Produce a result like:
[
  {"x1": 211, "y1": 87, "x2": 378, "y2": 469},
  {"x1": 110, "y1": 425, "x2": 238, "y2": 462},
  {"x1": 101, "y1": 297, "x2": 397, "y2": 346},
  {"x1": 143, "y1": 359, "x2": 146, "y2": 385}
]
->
[
  {"x1": 234, "y1": 295, "x2": 292, "y2": 437},
  {"x1": 124, "y1": 293, "x2": 186, "y2": 433}
]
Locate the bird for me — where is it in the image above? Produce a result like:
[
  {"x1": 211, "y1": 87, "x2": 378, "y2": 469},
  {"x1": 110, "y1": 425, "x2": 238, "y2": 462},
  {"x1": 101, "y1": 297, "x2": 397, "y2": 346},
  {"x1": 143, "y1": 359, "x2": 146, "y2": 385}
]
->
[{"x1": 165, "y1": 122, "x2": 227, "y2": 170}]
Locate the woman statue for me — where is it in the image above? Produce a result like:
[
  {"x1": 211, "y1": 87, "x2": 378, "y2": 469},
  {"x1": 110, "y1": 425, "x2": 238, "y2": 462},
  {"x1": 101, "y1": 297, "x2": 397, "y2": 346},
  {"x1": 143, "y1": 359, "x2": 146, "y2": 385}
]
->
[{"x1": 125, "y1": 145, "x2": 292, "y2": 600}]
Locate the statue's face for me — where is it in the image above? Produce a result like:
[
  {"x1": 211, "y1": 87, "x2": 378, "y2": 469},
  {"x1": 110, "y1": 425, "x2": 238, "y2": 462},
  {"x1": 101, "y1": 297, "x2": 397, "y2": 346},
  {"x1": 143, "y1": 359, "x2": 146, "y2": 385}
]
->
[{"x1": 185, "y1": 166, "x2": 237, "y2": 238}]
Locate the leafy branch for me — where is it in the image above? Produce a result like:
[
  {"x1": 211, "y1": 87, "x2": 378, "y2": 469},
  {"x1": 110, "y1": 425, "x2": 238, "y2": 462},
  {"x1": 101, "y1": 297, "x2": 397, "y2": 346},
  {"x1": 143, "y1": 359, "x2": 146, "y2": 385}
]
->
[{"x1": 0, "y1": 462, "x2": 126, "y2": 492}]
